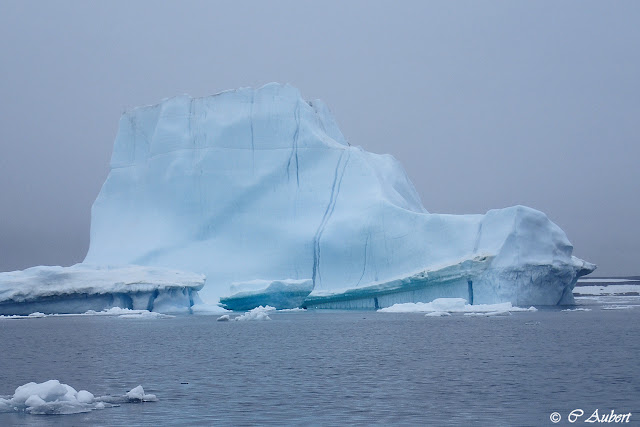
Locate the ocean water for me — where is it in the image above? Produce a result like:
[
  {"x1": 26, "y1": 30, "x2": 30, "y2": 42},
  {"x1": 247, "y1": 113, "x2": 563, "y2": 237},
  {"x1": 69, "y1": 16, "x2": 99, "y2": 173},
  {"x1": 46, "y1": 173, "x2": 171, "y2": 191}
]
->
[{"x1": 1, "y1": 295, "x2": 639, "y2": 426}]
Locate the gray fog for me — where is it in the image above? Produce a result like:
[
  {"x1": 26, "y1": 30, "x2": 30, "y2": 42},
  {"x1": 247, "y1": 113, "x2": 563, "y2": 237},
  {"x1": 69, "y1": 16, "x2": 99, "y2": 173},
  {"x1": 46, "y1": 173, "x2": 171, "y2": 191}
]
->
[{"x1": 1, "y1": 1, "x2": 638, "y2": 276}]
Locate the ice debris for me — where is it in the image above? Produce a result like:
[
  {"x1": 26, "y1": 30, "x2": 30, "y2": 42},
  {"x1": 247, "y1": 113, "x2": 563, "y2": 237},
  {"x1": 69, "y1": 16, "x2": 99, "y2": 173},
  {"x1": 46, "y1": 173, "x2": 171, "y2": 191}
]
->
[
  {"x1": 0, "y1": 380, "x2": 156, "y2": 415},
  {"x1": 233, "y1": 305, "x2": 276, "y2": 321}
]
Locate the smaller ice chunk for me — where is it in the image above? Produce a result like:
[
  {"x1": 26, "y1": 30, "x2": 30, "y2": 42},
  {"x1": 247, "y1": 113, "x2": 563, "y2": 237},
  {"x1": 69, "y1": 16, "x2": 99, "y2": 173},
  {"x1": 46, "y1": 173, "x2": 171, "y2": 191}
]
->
[
  {"x1": 425, "y1": 311, "x2": 451, "y2": 317},
  {"x1": 125, "y1": 385, "x2": 157, "y2": 402},
  {"x1": 234, "y1": 305, "x2": 276, "y2": 321},
  {"x1": 463, "y1": 311, "x2": 510, "y2": 317},
  {"x1": 221, "y1": 279, "x2": 313, "y2": 311},
  {"x1": 0, "y1": 380, "x2": 157, "y2": 415},
  {"x1": 216, "y1": 315, "x2": 231, "y2": 321},
  {"x1": 27, "y1": 312, "x2": 46, "y2": 318},
  {"x1": 2, "y1": 380, "x2": 94, "y2": 414},
  {"x1": 191, "y1": 303, "x2": 230, "y2": 315},
  {"x1": 76, "y1": 390, "x2": 94, "y2": 404}
]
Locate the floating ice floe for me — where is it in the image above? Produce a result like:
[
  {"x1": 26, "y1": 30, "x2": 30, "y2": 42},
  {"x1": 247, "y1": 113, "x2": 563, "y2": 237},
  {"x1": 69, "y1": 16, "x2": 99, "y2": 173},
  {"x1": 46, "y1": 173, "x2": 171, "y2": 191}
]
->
[
  {"x1": 601, "y1": 305, "x2": 635, "y2": 310},
  {"x1": 0, "y1": 380, "x2": 156, "y2": 415},
  {"x1": 125, "y1": 385, "x2": 157, "y2": 402},
  {"x1": 378, "y1": 298, "x2": 537, "y2": 316},
  {"x1": 233, "y1": 305, "x2": 276, "y2": 321},
  {"x1": 573, "y1": 285, "x2": 640, "y2": 296},
  {"x1": 562, "y1": 308, "x2": 592, "y2": 312},
  {"x1": 0, "y1": 307, "x2": 175, "y2": 320}
]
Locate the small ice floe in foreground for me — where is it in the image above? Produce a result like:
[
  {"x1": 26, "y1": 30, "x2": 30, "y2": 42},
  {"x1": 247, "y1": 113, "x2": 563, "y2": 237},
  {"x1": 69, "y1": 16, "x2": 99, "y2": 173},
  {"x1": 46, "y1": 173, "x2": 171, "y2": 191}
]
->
[
  {"x1": 0, "y1": 380, "x2": 157, "y2": 415},
  {"x1": 378, "y1": 298, "x2": 537, "y2": 317},
  {"x1": 562, "y1": 308, "x2": 592, "y2": 312},
  {"x1": 216, "y1": 315, "x2": 231, "y2": 321},
  {"x1": 234, "y1": 305, "x2": 276, "y2": 321}
]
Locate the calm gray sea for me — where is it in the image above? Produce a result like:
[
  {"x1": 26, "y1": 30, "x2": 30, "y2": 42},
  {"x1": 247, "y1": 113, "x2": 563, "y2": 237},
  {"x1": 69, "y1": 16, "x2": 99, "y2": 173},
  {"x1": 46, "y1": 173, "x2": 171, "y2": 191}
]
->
[{"x1": 1, "y1": 297, "x2": 639, "y2": 426}]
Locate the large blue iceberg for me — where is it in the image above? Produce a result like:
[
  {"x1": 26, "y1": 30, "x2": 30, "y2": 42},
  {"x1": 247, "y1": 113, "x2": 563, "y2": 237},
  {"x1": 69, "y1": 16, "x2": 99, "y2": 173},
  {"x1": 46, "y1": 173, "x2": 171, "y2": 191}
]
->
[{"x1": 0, "y1": 83, "x2": 594, "y2": 314}]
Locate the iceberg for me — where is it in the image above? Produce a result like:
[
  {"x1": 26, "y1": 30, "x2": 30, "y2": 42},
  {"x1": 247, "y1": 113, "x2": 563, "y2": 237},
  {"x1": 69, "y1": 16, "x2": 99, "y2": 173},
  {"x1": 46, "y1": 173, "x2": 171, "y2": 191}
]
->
[
  {"x1": 1, "y1": 83, "x2": 594, "y2": 313},
  {"x1": 0, "y1": 264, "x2": 204, "y2": 315}
]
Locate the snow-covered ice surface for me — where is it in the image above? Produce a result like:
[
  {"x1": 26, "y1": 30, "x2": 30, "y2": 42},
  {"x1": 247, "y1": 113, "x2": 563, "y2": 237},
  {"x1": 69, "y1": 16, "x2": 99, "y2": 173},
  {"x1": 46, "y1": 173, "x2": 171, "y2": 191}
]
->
[
  {"x1": 2, "y1": 83, "x2": 595, "y2": 313},
  {"x1": 0, "y1": 264, "x2": 204, "y2": 315},
  {"x1": 0, "y1": 380, "x2": 156, "y2": 415},
  {"x1": 577, "y1": 278, "x2": 639, "y2": 283},
  {"x1": 378, "y1": 298, "x2": 537, "y2": 316}
]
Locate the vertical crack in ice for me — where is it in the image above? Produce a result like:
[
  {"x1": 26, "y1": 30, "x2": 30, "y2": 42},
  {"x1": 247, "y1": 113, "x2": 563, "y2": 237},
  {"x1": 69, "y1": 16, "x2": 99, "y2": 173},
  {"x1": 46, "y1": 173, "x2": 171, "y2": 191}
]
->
[
  {"x1": 286, "y1": 99, "x2": 301, "y2": 187},
  {"x1": 147, "y1": 289, "x2": 159, "y2": 311},
  {"x1": 249, "y1": 91, "x2": 255, "y2": 174},
  {"x1": 189, "y1": 98, "x2": 194, "y2": 146},
  {"x1": 467, "y1": 280, "x2": 474, "y2": 305},
  {"x1": 356, "y1": 232, "x2": 370, "y2": 286},
  {"x1": 294, "y1": 104, "x2": 300, "y2": 186},
  {"x1": 312, "y1": 150, "x2": 350, "y2": 287},
  {"x1": 556, "y1": 282, "x2": 570, "y2": 305},
  {"x1": 472, "y1": 222, "x2": 483, "y2": 254},
  {"x1": 128, "y1": 114, "x2": 151, "y2": 164}
]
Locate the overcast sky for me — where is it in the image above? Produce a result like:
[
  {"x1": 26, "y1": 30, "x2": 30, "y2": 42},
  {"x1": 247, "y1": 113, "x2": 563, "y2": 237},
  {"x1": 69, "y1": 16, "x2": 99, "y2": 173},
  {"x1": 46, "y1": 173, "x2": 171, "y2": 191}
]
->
[{"x1": 1, "y1": 1, "x2": 638, "y2": 276}]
